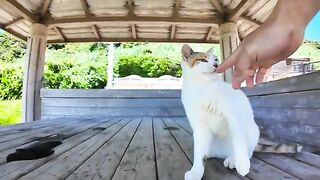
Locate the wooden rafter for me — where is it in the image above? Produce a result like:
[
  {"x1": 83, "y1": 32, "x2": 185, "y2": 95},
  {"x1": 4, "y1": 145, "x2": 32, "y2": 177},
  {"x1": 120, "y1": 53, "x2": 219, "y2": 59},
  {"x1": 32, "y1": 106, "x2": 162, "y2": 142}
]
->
[
  {"x1": 40, "y1": 0, "x2": 52, "y2": 16},
  {"x1": 2, "y1": 0, "x2": 39, "y2": 22},
  {"x1": 91, "y1": 24, "x2": 101, "y2": 40},
  {"x1": 240, "y1": 15, "x2": 261, "y2": 26},
  {"x1": 205, "y1": 26, "x2": 215, "y2": 41},
  {"x1": 173, "y1": 0, "x2": 180, "y2": 17},
  {"x1": 45, "y1": 16, "x2": 223, "y2": 26},
  {"x1": 170, "y1": 25, "x2": 176, "y2": 40},
  {"x1": 80, "y1": 0, "x2": 91, "y2": 17},
  {"x1": 54, "y1": 26, "x2": 66, "y2": 41},
  {"x1": 209, "y1": 0, "x2": 224, "y2": 15},
  {"x1": 0, "y1": 23, "x2": 27, "y2": 41},
  {"x1": 131, "y1": 24, "x2": 137, "y2": 39},
  {"x1": 228, "y1": 0, "x2": 255, "y2": 21},
  {"x1": 5, "y1": 17, "x2": 24, "y2": 29},
  {"x1": 47, "y1": 37, "x2": 219, "y2": 44},
  {"x1": 127, "y1": 0, "x2": 134, "y2": 16}
]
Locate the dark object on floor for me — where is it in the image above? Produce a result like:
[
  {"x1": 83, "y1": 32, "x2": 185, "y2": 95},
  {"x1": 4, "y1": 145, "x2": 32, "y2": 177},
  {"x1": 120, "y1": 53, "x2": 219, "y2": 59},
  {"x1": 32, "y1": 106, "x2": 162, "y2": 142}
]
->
[
  {"x1": 6, "y1": 140, "x2": 62, "y2": 162},
  {"x1": 163, "y1": 126, "x2": 180, "y2": 131}
]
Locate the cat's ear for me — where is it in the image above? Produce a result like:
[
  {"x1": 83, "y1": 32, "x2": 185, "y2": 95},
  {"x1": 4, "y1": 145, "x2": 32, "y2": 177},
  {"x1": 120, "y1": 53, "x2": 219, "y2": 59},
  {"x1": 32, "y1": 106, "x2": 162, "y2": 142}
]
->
[
  {"x1": 206, "y1": 48, "x2": 213, "y2": 54},
  {"x1": 181, "y1": 44, "x2": 194, "y2": 60}
]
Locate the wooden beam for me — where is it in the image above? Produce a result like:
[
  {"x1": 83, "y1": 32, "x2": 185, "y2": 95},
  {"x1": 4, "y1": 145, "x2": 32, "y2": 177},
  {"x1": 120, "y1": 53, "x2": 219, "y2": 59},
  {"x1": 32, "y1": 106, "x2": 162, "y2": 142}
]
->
[
  {"x1": 2, "y1": 0, "x2": 39, "y2": 22},
  {"x1": 40, "y1": 0, "x2": 52, "y2": 16},
  {"x1": 0, "y1": 23, "x2": 27, "y2": 41},
  {"x1": 209, "y1": 0, "x2": 224, "y2": 15},
  {"x1": 45, "y1": 16, "x2": 223, "y2": 26},
  {"x1": 131, "y1": 24, "x2": 137, "y2": 39},
  {"x1": 173, "y1": 0, "x2": 180, "y2": 17},
  {"x1": 240, "y1": 15, "x2": 262, "y2": 26},
  {"x1": 4, "y1": 17, "x2": 24, "y2": 29},
  {"x1": 47, "y1": 37, "x2": 219, "y2": 44},
  {"x1": 127, "y1": 0, "x2": 134, "y2": 16},
  {"x1": 80, "y1": 0, "x2": 91, "y2": 17},
  {"x1": 54, "y1": 26, "x2": 66, "y2": 41},
  {"x1": 228, "y1": 0, "x2": 255, "y2": 21},
  {"x1": 170, "y1": 25, "x2": 176, "y2": 39},
  {"x1": 205, "y1": 26, "x2": 215, "y2": 41},
  {"x1": 91, "y1": 24, "x2": 101, "y2": 40}
]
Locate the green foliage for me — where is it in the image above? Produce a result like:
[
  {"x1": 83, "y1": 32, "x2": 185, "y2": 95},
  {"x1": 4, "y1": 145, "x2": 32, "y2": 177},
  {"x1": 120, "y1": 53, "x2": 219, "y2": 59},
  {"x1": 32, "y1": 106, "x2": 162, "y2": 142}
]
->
[
  {"x1": 0, "y1": 100, "x2": 22, "y2": 125},
  {"x1": 44, "y1": 60, "x2": 107, "y2": 89},
  {"x1": 0, "y1": 33, "x2": 26, "y2": 63},
  {"x1": 0, "y1": 64, "x2": 23, "y2": 100},
  {"x1": 115, "y1": 55, "x2": 181, "y2": 77}
]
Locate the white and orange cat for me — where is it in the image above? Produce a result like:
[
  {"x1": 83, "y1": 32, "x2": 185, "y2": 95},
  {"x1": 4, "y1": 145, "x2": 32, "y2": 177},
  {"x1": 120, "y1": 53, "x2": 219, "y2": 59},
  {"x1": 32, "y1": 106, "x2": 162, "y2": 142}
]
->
[{"x1": 181, "y1": 44, "x2": 259, "y2": 179}]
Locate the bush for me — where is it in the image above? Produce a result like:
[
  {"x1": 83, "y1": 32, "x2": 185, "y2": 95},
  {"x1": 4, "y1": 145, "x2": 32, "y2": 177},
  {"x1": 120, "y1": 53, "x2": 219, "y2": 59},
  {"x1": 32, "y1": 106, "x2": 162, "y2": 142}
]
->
[
  {"x1": 44, "y1": 60, "x2": 107, "y2": 89},
  {"x1": 115, "y1": 55, "x2": 182, "y2": 77},
  {"x1": 0, "y1": 65, "x2": 23, "y2": 100}
]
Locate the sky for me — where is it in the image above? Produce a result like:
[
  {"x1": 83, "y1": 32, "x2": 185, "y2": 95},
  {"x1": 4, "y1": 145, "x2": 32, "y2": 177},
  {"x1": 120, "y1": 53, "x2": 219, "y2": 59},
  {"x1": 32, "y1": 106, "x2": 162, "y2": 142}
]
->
[{"x1": 305, "y1": 12, "x2": 320, "y2": 41}]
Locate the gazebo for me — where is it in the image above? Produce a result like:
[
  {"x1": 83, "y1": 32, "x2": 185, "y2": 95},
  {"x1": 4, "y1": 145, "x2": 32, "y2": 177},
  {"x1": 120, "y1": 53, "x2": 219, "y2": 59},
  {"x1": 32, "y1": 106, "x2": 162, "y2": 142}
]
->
[{"x1": 0, "y1": 0, "x2": 320, "y2": 179}]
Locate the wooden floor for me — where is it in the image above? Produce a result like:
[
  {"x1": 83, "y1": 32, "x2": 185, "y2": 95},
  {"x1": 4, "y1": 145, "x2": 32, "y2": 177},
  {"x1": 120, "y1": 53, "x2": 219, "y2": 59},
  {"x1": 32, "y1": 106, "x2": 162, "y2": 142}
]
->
[{"x1": 0, "y1": 117, "x2": 320, "y2": 180}]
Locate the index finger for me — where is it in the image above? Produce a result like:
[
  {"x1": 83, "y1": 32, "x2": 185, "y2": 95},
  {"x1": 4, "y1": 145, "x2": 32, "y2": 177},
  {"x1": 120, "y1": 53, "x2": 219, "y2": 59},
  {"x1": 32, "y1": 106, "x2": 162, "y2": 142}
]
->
[{"x1": 216, "y1": 48, "x2": 240, "y2": 73}]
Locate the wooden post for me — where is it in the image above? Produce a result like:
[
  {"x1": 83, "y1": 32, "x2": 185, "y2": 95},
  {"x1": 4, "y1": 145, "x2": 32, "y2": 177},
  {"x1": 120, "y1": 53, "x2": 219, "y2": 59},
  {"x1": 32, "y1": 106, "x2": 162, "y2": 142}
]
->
[
  {"x1": 219, "y1": 22, "x2": 239, "y2": 83},
  {"x1": 106, "y1": 42, "x2": 114, "y2": 89},
  {"x1": 22, "y1": 23, "x2": 48, "y2": 122}
]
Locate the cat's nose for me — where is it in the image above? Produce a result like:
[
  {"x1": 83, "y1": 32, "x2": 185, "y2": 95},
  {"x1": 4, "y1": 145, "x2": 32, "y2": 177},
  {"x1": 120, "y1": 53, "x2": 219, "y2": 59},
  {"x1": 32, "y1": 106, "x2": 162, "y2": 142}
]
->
[{"x1": 213, "y1": 64, "x2": 218, "y2": 68}]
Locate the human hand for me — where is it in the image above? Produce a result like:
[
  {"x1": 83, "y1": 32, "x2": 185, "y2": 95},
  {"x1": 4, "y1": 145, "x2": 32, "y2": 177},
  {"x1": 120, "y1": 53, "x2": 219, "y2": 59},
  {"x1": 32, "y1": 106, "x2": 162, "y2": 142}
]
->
[{"x1": 216, "y1": 0, "x2": 319, "y2": 89}]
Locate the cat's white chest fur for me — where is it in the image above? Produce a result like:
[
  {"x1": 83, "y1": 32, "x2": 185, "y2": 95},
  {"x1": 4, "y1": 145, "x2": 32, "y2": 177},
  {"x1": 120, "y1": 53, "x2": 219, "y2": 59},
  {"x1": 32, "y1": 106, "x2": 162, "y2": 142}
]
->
[{"x1": 180, "y1": 44, "x2": 259, "y2": 180}]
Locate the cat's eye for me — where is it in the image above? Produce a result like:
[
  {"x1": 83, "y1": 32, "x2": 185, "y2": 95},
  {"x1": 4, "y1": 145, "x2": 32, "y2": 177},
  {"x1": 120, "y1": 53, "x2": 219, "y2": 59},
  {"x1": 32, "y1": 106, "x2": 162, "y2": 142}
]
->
[
  {"x1": 199, "y1": 59, "x2": 208, "y2": 62},
  {"x1": 215, "y1": 59, "x2": 218, "y2": 62}
]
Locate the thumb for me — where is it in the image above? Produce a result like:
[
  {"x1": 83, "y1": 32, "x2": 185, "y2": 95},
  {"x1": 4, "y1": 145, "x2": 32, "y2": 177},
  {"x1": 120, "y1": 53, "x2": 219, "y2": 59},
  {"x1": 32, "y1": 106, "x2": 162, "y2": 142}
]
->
[{"x1": 216, "y1": 49, "x2": 239, "y2": 73}]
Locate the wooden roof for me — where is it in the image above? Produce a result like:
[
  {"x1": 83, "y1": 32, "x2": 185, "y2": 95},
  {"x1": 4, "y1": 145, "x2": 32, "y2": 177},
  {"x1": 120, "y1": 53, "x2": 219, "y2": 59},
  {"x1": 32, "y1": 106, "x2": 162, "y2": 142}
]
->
[{"x1": 0, "y1": 0, "x2": 277, "y2": 44}]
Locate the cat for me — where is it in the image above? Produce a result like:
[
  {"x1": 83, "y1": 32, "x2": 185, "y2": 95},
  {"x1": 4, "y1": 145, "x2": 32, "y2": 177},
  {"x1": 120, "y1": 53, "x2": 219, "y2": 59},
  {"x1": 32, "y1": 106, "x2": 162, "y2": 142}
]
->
[{"x1": 180, "y1": 44, "x2": 302, "y2": 180}]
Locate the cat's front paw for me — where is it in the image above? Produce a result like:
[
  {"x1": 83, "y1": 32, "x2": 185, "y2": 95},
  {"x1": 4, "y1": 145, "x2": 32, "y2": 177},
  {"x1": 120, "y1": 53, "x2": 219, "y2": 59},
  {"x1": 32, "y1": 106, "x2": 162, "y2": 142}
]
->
[
  {"x1": 235, "y1": 157, "x2": 250, "y2": 176},
  {"x1": 184, "y1": 170, "x2": 203, "y2": 180},
  {"x1": 223, "y1": 156, "x2": 235, "y2": 169}
]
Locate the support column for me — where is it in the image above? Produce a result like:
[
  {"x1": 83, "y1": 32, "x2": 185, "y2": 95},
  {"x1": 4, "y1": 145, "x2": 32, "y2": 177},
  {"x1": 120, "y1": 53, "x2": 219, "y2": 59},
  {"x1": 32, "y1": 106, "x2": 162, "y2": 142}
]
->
[
  {"x1": 106, "y1": 42, "x2": 114, "y2": 89},
  {"x1": 219, "y1": 22, "x2": 240, "y2": 83},
  {"x1": 22, "y1": 23, "x2": 48, "y2": 122}
]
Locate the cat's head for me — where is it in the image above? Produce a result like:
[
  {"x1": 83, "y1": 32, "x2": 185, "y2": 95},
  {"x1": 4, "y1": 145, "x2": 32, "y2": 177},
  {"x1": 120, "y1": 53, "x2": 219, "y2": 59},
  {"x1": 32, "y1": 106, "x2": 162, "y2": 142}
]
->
[{"x1": 181, "y1": 44, "x2": 219, "y2": 75}]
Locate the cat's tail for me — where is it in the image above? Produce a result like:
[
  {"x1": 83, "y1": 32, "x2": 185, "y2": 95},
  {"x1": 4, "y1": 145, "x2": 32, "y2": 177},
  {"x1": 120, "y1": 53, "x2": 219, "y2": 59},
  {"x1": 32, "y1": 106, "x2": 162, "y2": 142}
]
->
[{"x1": 255, "y1": 143, "x2": 303, "y2": 153}]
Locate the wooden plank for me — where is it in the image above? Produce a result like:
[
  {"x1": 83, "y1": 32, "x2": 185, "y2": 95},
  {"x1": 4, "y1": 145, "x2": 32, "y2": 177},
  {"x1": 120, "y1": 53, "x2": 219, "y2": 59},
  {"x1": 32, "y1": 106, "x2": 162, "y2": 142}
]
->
[
  {"x1": 44, "y1": 16, "x2": 224, "y2": 27},
  {"x1": 0, "y1": 119, "x2": 90, "y2": 152},
  {"x1": 2, "y1": 0, "x2": 39, "y2": 22},
  {"x1": 42, "y1": 98, "x2": 183, "y2": 108},
  {"x1": 253, "y1": 108, "x2": 320, "y2": 127},
  {"x1": 162, "y1": 118, "x2": 243, "y2": 180},
  {"x1": 0, "y1": 118, "x2": 123, "y2": 179},
  {"x1": 111, "y1": 117, "x2": 156, "y2": 180},
  {"x1": 247, "y1": 157, "x2": 298, "y2": 180},
  {"x1": 228, "y1": 0, "x2": 256, "y2": 21},
  {"x1": 41, "y1": 106, "x2": 186, "y2": 117},
  {"x1": 239, "y1": 15, "x2": 261, "y2": 26},
  {"x1": 127, "y1": 0, "x2": 134, "y2": 16},
  {"x1": 41, "y1": 89, "x2": 182, "y2": 98},
  {"x1": 0, "y1": 118, "x2": 110, "y2": 166},
  {"x1": 249, "y1": 90, "x2": 320, "y2": 109},
  {"x1": 255, "y1": 153, "x2": 320, "y2": 179},
  {"x1": 153, "y1": 117, "x2": 191, "y2": 179},
  {"x1": 66, "y1": 118, "x2": 141, "y2": 180},
  {"x1": 4, "y1": 17, "x2": 24, "y2": 29},
  {"x1": 173, "y1": 0, "x2": 180, "y2": 17},
  {"x1": 291, "y1": 151, "x2": 320, "y2": 169},
  {"x1": 209, "y1": 0, "x2": 224, "y2": 15},
  {"x1": 173, "y1": 117, "x2": 193, "y2": 134},
  {"x1": 242, "y1": 71, "x2": 320, "y2": 96},
  {"x1": 256, "y1": 118, "x2": 320, "y2": 148}
]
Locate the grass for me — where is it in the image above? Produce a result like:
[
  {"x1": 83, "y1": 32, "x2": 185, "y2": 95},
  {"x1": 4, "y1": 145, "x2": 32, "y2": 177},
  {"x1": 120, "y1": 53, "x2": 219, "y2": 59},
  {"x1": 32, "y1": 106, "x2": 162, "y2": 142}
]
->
[{"x1": 0, "y1": 100, "x2": 22, "y2": 126}]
